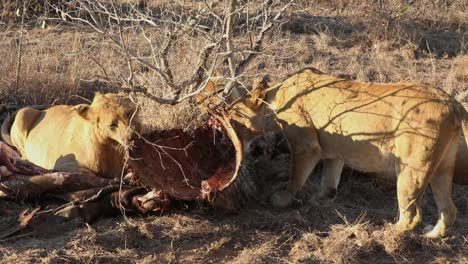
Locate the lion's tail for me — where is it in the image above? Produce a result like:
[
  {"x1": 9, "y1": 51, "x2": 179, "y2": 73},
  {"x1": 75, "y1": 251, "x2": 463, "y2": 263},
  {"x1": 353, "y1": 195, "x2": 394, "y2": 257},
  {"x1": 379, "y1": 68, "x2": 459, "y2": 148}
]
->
[
  {"x1": 462, "y1": 115, "x2": 468, "y2": 149},
  {"x1": 454, "y1": 106, "x2": 468, "y2": 185},
  {"x1": 1, "y1": 112, "x2": 15, "y2": 146}
]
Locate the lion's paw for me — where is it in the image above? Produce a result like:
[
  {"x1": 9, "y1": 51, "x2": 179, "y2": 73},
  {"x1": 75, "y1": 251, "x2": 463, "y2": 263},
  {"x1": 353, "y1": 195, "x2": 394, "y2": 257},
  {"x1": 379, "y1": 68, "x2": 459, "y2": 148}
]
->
[
  {"x1": 270, "y1": 191, "x2": 295, "y2": 208},
  {"x1": 422, "y1": 225, "x2": 434, "y2": 234},
  {"x1": 423, "y1": 224, "x2": 446, "y2": 238},
  {"x1": 318, "y1": 187, "x2": 337, "y2": 201}
]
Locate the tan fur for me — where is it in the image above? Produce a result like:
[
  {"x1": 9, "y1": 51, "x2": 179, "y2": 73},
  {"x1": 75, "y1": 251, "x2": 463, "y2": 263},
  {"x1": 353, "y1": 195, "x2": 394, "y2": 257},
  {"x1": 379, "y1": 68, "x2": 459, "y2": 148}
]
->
[
  {"x1": 3, "y1": 93, "x2": 141, "y2": 179},
  {"x1": 377, "y1": 136, "x2": 468, "y2": 186},
  {"x1": 198, "y1": 68, "x2": 468, "y2": 237}
]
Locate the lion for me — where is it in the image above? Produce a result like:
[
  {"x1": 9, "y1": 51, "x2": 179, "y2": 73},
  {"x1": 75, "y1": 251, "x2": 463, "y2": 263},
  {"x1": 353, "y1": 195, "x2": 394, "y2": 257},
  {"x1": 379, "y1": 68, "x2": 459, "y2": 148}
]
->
[
  {"x1": 197, "y1": 68, "x2": 468, "y2": 238},
  {"x1": 1, "y1": 92, "x2": 141, "y2": 179}
]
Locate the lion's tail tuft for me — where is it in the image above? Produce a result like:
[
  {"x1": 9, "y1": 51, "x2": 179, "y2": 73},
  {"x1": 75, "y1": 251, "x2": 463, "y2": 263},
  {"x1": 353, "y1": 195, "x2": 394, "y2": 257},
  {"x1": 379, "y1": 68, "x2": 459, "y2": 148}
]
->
[{"x1": 454, "y1": 107, "x2": 468, "y2": 185}]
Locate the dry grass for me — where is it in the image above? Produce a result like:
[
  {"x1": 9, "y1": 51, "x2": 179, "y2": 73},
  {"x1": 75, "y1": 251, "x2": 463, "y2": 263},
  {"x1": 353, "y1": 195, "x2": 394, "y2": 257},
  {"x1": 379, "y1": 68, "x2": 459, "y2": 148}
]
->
[
  {"x1": 0, "y1": 0, "x2": 467, "y2": 263},
  {"x1": 1, "y1": 173, "x2": 466, "y2": 263}
]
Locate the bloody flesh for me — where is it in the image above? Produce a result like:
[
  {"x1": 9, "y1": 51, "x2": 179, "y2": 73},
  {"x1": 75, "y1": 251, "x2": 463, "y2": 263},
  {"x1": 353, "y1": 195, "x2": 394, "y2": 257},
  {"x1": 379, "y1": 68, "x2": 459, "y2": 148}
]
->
[{"x1": 128, "y1": 113, "x2": 244, "y2": 202}]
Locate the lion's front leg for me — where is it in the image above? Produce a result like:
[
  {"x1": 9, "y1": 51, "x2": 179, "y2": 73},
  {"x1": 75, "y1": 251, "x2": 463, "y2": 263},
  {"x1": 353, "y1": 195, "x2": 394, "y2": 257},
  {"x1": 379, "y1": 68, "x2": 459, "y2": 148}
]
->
[{"x1": 271, "y1": 126, "x2": 321, "y2": 208}]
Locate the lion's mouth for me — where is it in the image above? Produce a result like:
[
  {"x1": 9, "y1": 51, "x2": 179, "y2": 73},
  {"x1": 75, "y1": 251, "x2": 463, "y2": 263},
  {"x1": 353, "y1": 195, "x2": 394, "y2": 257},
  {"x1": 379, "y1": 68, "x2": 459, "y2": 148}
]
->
[{"x1": 127, "y1": 112, "x2": 243, "y2": 205}]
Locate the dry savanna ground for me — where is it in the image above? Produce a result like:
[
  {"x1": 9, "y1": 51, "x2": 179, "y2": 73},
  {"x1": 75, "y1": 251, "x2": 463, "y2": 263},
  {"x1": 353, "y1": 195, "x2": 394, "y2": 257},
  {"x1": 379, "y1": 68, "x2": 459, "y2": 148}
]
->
[{"x1": 0, "y1": 0, "x2": 467, "y2": 263}]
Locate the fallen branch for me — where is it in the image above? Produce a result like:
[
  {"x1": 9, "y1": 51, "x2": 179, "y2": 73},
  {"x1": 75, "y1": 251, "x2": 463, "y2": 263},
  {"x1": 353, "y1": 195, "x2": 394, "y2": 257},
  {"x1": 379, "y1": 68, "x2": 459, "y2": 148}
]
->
[{"x1": 0, "y1": 172, "x2": 114, "y2": 199}]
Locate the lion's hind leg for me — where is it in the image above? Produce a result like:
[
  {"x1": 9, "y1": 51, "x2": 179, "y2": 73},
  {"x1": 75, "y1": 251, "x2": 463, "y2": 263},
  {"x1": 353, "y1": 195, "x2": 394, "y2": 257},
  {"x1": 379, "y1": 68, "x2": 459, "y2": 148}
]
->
[
  {"x1": 424, "y1": 135, "x2": 458, "y2": 238},
  {"x1": 394, "y1": 121, "x2": 459, "y2": 237},
  {"x1": 394, "y1": 136, "x2": 437, "y2": 233},
  {"x1": 394, "y1": 164, "x2": 426, "y2": 233}
]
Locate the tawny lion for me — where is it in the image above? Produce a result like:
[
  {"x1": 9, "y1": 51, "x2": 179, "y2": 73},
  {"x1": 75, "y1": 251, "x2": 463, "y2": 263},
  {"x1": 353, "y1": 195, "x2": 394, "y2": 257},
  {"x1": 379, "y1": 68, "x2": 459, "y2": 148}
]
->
[
  {"x1": 197, "y1": 68, "x2": 467, "y2": 238},
  {"x1": 1, "y1": 93, "x2": 141, "y2": 179}
]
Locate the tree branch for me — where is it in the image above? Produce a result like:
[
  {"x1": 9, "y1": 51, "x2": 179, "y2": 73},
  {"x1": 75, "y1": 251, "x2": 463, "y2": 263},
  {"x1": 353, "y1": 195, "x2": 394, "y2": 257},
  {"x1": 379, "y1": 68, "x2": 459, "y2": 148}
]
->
[
  {"x1": 235, "y1": 0, "x2": 295, "y2": 77},
  {"x1": 223, "y1": 0, "x2": 295, "y2": 94}
]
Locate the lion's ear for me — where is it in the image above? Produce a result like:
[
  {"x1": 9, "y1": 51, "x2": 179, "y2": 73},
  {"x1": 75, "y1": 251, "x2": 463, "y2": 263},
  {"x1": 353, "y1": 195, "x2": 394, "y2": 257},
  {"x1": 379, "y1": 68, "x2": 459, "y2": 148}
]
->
[
  {"x1": 92, "y1": 92, "x2": 105, "y2": 104},
  {"x1": 196, "y1": 80, "x2": 219, "y2": 105},
  {"x1": 202, "y1": 80, "x2": 217, "y2": 95},
  {"x1": 73, "y1": 104, "x2": 91, "y2": 119},
  {"x1": 248, "y1": 76, "x2": 269, "y2": 108}
]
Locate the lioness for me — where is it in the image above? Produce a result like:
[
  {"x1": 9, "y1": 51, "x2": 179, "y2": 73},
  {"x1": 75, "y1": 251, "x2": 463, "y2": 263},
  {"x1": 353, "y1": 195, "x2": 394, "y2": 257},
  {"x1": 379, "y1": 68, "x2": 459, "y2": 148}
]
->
[
  {"x1": 1, "y1": 93, "x2": 140, "y2": 179},
  {"x1": 197, "y1": 68, "x2": 467, "y2": 237}
]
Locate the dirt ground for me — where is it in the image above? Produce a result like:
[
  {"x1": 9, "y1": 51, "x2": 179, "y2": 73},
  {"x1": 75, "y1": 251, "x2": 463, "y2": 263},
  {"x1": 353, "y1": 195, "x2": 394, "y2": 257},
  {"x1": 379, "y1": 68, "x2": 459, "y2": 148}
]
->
[
  {"x1": 1, "y1": 0, "x2": 467, "y2": 263},
  {"x1": 0, "y1": 171, "x2": 467, "y2": 263}
]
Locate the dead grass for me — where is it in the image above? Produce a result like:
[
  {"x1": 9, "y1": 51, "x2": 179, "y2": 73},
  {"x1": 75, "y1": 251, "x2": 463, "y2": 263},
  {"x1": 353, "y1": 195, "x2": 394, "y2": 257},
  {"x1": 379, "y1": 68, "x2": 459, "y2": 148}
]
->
[
  {"x1": 228, "y1": 239, "x2": 276, "y2": 264},
  {"x1": 0, "y1": 176, "x2": 467, "y2": 263},
  {"x1": 290, "y1": 212, "x2": 376, "y2": 264}
]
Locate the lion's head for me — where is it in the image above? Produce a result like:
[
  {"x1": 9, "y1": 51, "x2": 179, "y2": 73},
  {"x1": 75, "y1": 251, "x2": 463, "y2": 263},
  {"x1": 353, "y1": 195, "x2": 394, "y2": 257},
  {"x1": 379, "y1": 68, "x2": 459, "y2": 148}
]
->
[
  {"x1": 196, "y1": 76, "x2": 271, "y2": 111},
  {"x1": 195, "y1": 79, "x2": 224, "y2": 110},
  {"x1": 73, "y1": 93, "x2": 141, "y2": 146}
]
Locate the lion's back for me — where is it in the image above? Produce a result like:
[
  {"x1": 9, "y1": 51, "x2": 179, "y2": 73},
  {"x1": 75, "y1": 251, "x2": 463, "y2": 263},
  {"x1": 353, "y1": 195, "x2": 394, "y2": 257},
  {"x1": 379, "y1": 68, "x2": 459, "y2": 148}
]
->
[
  {"x1": 268, "y1": 68, "x2": 463, "y2": 173},
  {"x1": 14, "y1": 105, "x2": 88, "y2": 171}
]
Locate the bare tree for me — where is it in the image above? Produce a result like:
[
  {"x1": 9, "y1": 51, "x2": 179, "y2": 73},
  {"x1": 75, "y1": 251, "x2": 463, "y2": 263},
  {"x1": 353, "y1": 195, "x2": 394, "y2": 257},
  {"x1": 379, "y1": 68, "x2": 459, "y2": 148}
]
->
[{"x1": 48, "y1": 0, "x2": 295, "y2": 104}]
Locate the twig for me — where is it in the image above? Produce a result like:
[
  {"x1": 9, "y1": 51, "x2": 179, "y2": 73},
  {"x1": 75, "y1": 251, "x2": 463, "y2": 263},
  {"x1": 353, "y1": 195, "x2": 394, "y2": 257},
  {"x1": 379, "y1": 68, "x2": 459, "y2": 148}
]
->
[
  {"x1": 234, "y1": 0, "x2": 295, "y2": 77},
  {"x1": 223, "y1": 0, "x2": 296, "y2": 94},
  {"x1": 88, "y1": 57, "x2": 110, "y2": 80},
  {"x1": 112, "y1": 0, "x2": 134, "y2": 88},
  {"x1": 15, "y1": 1, "x2": 28, "y2": 90},
  {"x1": 224, "y1": 0, "x2": 237, "y2": 94},
  {"x1": 159, "y1": 33, "x2": 174, "y2": 82}
]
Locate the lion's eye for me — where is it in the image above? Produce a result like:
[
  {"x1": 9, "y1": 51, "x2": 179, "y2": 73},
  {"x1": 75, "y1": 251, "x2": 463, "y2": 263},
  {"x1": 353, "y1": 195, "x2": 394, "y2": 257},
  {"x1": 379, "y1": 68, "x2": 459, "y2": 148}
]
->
[
  {"x1": 126, "y1": 111, "x2": 133, "y2": 119},
  {"x1": 110, "y1": 122, "x2": 118, "y2": 129}
]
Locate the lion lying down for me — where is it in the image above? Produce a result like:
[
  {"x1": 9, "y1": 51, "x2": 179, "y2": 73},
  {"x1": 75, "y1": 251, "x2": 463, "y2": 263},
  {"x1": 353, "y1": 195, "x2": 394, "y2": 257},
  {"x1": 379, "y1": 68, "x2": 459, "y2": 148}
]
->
[
  {"x1": 197, "y1": 67, "x2": 468, "y2": 238},
  {"x1": 1, "y1": 92, "x2": 141, "y2": 179}
]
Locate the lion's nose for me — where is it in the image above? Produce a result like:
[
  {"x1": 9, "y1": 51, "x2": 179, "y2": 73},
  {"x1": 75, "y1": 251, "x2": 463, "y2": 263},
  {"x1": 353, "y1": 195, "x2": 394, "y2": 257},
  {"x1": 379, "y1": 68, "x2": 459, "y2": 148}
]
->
[{"x1": 127, "y1": 129, "x2": 138, "y2": 140}]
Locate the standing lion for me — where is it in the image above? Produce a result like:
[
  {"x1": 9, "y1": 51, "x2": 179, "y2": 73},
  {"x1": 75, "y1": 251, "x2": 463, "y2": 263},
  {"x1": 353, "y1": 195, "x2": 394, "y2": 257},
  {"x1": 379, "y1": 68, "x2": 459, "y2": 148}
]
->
[{"x1": 198, "y1": 68, "x2": 467, "y2": 238}]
